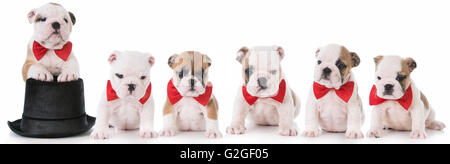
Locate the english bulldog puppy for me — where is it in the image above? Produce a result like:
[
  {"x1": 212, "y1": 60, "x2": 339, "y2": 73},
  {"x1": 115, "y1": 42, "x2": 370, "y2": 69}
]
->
[
  {"x1": 302, "y1": 44, "x2": 364, "y2": 139},
  {"x1": 91, "y1": 51, "x2": 157, "y2": 139},
  {"x1": 160, "y1": 51, "x2": 222, "y2": 138},
  {"x1": 367, "y1": 55, "x2": 445, "y2": 139},
  {"x1": 227, "y1": 46, "x2": 300, "y2": 136},
  {"x1": 22, "y1": 3, "x2": 79, "y2": 82}
]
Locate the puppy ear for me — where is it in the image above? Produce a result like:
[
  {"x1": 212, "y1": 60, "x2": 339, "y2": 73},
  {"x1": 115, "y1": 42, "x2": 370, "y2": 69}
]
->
[
  {"x1": 148, "y1": 56, "x2": 155, "y2": 67},
  {"x1": 69, "y1": 12, "x2": 76, "y2": 25},
  {"x1": 350, "y1": 52, "x2": 360, "y2": 67},
  {"x1": 168, "y1": 54, "x2": 179, "y2": 68},
  {"x1": 108, "y1": 51, "x2": 119, "y2": 64},
  {"x1": 27, "y1": 9, "x2": 36, "y2": 24},
  {"x1": 373, "y1": 55, "x2": 384, "y2": 66},
  {"x1": 203, "y1": 55, "x2": 212, "y2": 68},
  {"x1": 315, "y1": 48, "x2": 320, "y2": 57},
  {"x1": 275, "y1": 46, "x2": 285, "y2": 60},
  {"x1": 404, "y1": 57, "x2": 417, "y2": 72},
  {"x1": 236, "y1": 47, "x2": 249, "y2": 63}
]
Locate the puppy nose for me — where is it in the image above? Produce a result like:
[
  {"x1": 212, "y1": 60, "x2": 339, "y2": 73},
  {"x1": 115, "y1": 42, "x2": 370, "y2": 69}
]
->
[
  {"x1": 52, "y1": 22, "x2": 60, "y2": 30},
  {"x1": 257, "y1": 77, "x2": 267, "y2": 89},
  {"x1": 322, "y1": 67, "x2": 332, "y2": 76},
  {"x1": 384, "y1": 84, "x2": 394, "y2": 91},
  {"x1": 128, "y1": 84, "x2": 136, "y2": 92}
]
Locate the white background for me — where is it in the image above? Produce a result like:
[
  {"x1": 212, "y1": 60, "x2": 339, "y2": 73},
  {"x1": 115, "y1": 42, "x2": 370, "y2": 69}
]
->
[{"x1": 0, "y1": 0, "x2": 449, "y2": 144}]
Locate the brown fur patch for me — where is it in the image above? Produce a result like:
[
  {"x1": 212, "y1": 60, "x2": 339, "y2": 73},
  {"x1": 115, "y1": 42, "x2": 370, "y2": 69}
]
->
[
  {"x1": 290, "y1": 89, "x2": 297, "y2": 107},
  {"x1": 206, "y1": 96, "x2": 218, "y2": 120},
  {"x1": 163, "y1": 96, "x2": 174, "y2": 115},
  {"x1": 49, "y1": 2, "x2": 62, "y2": 6},
  {"x1": 22, "y1": 47, "x2": 36, "y2": 81},
  {"x1": 339, "y1": 46, "x2": 353, "y2": 79},
  {"x1": 172, "y1": 51, "x2": 211, "y2": 85},
  {"x1": 374, "y1": 56, "x2": 384, "y2": 68},
  {"x1": 34, "y1": 14, "x2": 42, "y2": 23},
  {"x1": 399, "y1": 58, "x2": 414, "y2": 91},
  {"x1": 420, "y1": 92, "x2": 430, "y2": 110},
  {"x1": 242, "y1": 55, "x2": 250, "y2": 84}
]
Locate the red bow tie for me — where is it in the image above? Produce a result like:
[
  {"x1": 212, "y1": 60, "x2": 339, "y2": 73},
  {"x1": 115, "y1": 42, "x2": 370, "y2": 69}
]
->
[
  {"x1": 369, "y1": 85, "x2": 413, "y2": 110},
  {"x1": 106, "y1": 80, "x2": 152, "y2": 105},
  {"x1": 313, "y1": 81, "x2": 354, "y2": 103},
  {"x1": 167, "y1": 79, "x2": 213, "y2": 106},
  {"x1": 32, "y1": 41, "x2": 72, "y2": 61},
  {"x1": 242, "y1": 79, "x2": 286, "y2": 105}
]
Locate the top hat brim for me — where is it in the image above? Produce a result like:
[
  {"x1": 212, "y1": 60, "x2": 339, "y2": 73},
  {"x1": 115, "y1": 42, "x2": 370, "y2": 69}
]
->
[{"x1": 8, "y1": 115, "x2": 95, "y2": 138}]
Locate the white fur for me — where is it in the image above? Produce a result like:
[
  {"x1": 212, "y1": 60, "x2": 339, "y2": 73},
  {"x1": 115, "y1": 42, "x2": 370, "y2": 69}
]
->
[
  {"x1": 303, "y1": 44, "x2": 364, "y2": 139},
  {"x1": 227, "y1": 46, "x2": 300, "y2": 136},
  {"x1": 91, "y1": 51, "x2": 157, "y2": 139},
  {"x1": 367, "y1": 56, "x2": 445, "y2": 139},
  {"x1": 27, "y1": 3, "x2": 79, "y2": 82}
]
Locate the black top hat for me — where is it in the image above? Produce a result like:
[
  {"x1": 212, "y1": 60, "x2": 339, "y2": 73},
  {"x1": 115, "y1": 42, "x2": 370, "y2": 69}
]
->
[{"x1": 8, "y1": 78, "x2": 95, "y2": 138}]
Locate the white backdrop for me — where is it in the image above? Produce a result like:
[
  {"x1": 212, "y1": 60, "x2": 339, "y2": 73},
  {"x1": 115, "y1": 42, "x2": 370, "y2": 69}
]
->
[{"x1": 1, "y1": 0, "x2": 449, "y2": 144}]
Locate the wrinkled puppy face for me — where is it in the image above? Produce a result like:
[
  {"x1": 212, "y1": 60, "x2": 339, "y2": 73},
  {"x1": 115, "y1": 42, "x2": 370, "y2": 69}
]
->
[
  {"x1": 28, "y1": 3, "x2": 76, "y2": 48},
  {"x1": 315, "y1": 44, "x2": 360, "y2": 89},
  {"x1": 236, "y1": 46, "x2": 283, "y2": 97},
  {"x1": 168, "y1": 51, "x2": 211, "y2": 97},
  {"x1": 108, "y1": 51, "x2": 155, "y2": 99},
  {"x1": 374, "y1": 55, "x2": 416, "y2": 99}
]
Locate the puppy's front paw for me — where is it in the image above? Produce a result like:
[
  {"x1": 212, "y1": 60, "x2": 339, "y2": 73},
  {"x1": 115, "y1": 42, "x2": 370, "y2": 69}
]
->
[
  {"x1": 205, "y1": 129, "x2": 223, "y2": 138},
  {"x1": 410, "y1": 130, "x2": 427, "y2": 139},
  {"x1": 226, "y1": 125, "x2": 246, "y2": 135},
  {"x1": 29, "y1": 69, "x2": 53, "y2": 82},
  {"x1": 139, "y1": 129, "x2": 159, "y2": 138},
  {"x1": 91, "y1": 128, "x2": 110, "y2": 140},
  {"x1": 367, "y1": 129, "x2": 383, "y2": 138},
  {"x1": 302, "y1": 129, "x2": 320, "y2": 137},
  {"x1": 160, "y1": 129, "x2": 177, "y2": 137},
  {"x1": 345, "y1": 129, "x2": 364, "y2": 139},
  {"x1": 279, "y1": 126, "x2": 298, "y2": 136},
  {"x1": 57, "y1": 71, "x2": 79, "y2": 82}
]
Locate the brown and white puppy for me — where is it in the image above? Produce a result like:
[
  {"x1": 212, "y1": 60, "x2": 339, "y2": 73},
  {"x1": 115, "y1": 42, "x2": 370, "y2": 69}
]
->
[
  {"x1": 302, "y1": 44, "x2": 364, "y2": 139},
  {"x1": 227, "y1": 46, "x2": 300, "y2": 136},
  {"x1": 160, "y1": 51, "x2": 222, "y2": 138},
  {"x1": 367, "y1": 55, "x2": 445, "y2": 139},
  {"x1": 23, "y1": 3, "x2": 79, "y2": 82}
]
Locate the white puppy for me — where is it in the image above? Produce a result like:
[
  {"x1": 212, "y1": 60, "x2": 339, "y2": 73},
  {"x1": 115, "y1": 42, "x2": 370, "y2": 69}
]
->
[
  {"x1": 367, "y1": 55, "x2": 445, "y2": 139},
  {"x1": 160, "y1": 51, "x2": 222, "y2": 138},
  {"x1": 302, "y1": 44, "x2": 364, "y2": 139},
  {"x1": 227, "y1": 46, "x2": 300, "y2": 136},
  {"x1": 22, "y1": 3, "x2": 79, "y2": 82},
  {"x1": 91, "y1": 51, "x2": 157, "y2": 139}
]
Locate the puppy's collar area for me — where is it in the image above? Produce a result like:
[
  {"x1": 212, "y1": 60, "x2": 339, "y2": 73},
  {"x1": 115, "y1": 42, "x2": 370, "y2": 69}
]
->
[
  {"x1": 32, "y1": 41, "x2": 72, "y2": 61},
  {"x1": 369, "y1": 85, "x2": 413, "y2": 110},
  {"x1": 242, "y1": 79, "x2": 286, "y2": 105},
  {"x1": 167, "y1": 79, "x2": 212, "y2": 106},
  {"x1": 313, "y1": 81, "x2": 354, "y2": 103},
  {"x1": 106, "y1": 80, "x2": 152, "y2": 105}
]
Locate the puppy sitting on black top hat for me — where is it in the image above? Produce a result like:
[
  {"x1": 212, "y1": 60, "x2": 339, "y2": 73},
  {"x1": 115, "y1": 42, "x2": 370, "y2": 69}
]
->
[
  {"x1": 7, "y1": 3, "x2": 94, "y2": 138},
  {"x1": 22, "y1": 2, "x2": 79, "y2": 82}
]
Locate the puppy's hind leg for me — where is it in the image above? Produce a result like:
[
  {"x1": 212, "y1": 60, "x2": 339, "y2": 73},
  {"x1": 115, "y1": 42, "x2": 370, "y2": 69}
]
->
[{"x1": 426, "y1": 109, "x2": 446, "y2": 130}]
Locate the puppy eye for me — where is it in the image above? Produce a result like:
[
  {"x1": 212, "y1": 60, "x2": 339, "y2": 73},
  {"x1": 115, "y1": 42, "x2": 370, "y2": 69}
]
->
[
  {"x1": 377, "y1": 76, "x2": 381, "y2": 80},
  {"x1": 178, "y1": 70, "x2": 184, "y2": 79},
  {"x1": 64, "y1": 18, "x2": 68, "y2": 23},
  {"x1": 317, "y1": 60, "x2": 322, "y2": 65},
  {"x1": 115, "y1": 73, "x2": 124, "y2": 79},
  {"x1": 335, "y1": 60, "x2": 347, "y2": 70},
  {"x1": 396, "y1": 75, "x2": 406, "y2": 82},
  {"x1": 37, "y1": 17, "x2": 47, "y2": 22},
  {"x1": 140, "y1": 76, "x2": 146, "y2": 80},
  {"x1": 270, "y1": 70, "x2": 278, "y2": 75}
]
